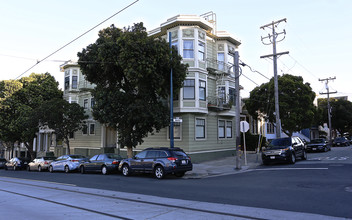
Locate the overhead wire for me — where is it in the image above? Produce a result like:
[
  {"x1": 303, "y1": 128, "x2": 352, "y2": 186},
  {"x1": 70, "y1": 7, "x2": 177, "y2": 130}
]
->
[{"x1": 14, "y1": 0, "x2": 139, "y2": 79}]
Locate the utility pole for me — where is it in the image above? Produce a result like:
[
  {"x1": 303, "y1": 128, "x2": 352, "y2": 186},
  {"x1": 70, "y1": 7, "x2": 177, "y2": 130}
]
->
[
  {"x1": 319, "y1": 77, "x2": 337, "y2": 146},
  {"x1": 260, "y1": 18, "x2": 289, "y2": 139},
  {"x1": 169, "y1": 32, "x2": 174, "y2": 148},
  {"x1": 234, "y1": 51, "x2": 241, "y2": 170}
]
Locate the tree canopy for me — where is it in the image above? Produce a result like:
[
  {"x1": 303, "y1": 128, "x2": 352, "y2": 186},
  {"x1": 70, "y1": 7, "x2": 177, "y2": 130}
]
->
[
  {"x1": 38, "y1": 98, "x2": 88, "y2": 154},
  {"x1": 77, "y1": 23, "x2": 188, "y2": 157},
  {"x1": 318, "y1": 98, "x2": 352, "y2": 135},
  {"x1": 0, "y1": 73, "x2": 63, "y2": 158},
  {"x1": 245, "y1": 74, "x2": 316, "y2": 136}
]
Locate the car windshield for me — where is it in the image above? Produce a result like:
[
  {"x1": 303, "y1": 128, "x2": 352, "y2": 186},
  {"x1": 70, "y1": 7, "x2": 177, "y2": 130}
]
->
[
  {"x1": 310, "y1": 139, "x2": 325, "y2": 144},
  {"x1": 335, "y1": 138, "x2": 346, "y2": 142},
  {"x1": 173, "y1": 150, "x2": 188, "y2": 158},
  {"x1": 268, "y1": 138, "x2": 291, "y2": 149}
]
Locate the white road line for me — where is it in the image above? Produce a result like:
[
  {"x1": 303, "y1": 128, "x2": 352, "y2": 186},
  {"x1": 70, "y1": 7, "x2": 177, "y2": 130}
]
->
[{"x1": 0, "y1": 176, "x2": 77, "y2": 186}]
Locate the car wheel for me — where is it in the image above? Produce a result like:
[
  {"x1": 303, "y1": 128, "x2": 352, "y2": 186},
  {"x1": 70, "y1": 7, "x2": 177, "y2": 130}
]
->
[
  {"x1": 175, "y1": 172, "x2": 185, "y2": 177},
  {"x1": 289, "y1": 153, "x2": 296, "y2": 164},
  {"x1": 38, "y1": 166, "x2": 42, "y2": 172},
  {"x1": 13, "y1": 165, "x2": 17, "y2": 171},
  {"x1": 64, "y1": 165, "x2": 70, "y2": 173},
  {"x1": 27, "y1": 166, "x2": 30, "y2": 171},
  {"x1": 101, "y1": 166, "x2": 108, "y2": 175},
  {"x1": 122, "y1": 164, "x2": 130, "y2": 176},
  {"x1": 324, "y1": 147, "x2": 328, "y2": 152},
  {"x1": 301, "y1": 151, "x2": 307, "y2": 160},
  {"x1": 154, "y1": 166, "x2": 165, "y2": 179},
  {"x1": 49, "y1": 166, "x2": 54, "y2": 173},
  {"x1": 4, "y1": 166, "x2": 7, "y2": 170},
  {"x1": 80, "y1": 166, "x2": 85, "y2": 174}
]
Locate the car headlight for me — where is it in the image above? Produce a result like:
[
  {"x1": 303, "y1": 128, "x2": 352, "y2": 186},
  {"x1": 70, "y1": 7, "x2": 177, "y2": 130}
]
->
[{"x1": 280, "y1": 147, "x2": 290, "y2": 154}]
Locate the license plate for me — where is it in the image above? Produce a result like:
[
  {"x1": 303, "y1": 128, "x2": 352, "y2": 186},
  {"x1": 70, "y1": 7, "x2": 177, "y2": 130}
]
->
[
  {"x1": 181, "y1": 160, "x2": 187, "y2": 165},
  {"x1": 313, "y1": 148, "x2": 317, "y2": 151},
  {"x1": 270, "y1": 156, "x2": 275, "y2": 159}
]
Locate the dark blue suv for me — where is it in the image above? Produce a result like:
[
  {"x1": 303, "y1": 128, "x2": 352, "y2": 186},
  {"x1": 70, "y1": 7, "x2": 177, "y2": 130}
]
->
[{"x1": 119, "y1": 147, "x2": 192, "y2": 179}]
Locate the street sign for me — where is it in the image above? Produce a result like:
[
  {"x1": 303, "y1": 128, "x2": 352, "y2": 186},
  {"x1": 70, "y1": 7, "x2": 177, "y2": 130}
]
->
[
  {"x1": 173, "y1": 117, "x2": 183, "y2": 123},
  {"x1": 240, "y1": 121, "x2": 249, "y2": 133}
]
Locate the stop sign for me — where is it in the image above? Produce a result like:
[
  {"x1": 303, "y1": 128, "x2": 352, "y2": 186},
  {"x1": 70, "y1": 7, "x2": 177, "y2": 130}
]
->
[{"x1": 240, "y1": 121, "x2": 249, "y2": 133}]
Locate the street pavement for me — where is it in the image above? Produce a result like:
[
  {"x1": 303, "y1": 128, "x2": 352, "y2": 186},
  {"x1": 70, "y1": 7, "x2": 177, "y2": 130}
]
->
[
  {"x1": 184, "y1": 151, "x2": 262, "y2": 179},
  {"x1": 185, "y1": 145, "x2": 352, "y2": 178}
]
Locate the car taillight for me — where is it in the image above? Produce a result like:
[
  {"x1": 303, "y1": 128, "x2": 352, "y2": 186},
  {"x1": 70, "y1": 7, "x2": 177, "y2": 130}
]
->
[
  {"x1": 112, "y1": 160, "x2": 119, "y2": 165},
  {"x1": 71, "y1": 160, "x2": 79, "y2": 162},
  {"x1": 44, "y1": 161, "x2": 49, "y2": 164},
  {"x1": 167, "y1": 157, "x2": 177, "y2": 163}
]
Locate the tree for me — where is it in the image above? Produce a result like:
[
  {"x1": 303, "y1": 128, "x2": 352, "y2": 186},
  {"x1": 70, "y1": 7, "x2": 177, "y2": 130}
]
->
[
  {"x1": 38, "y1": 98, "x2": 88, "y2": 155},
  {"x1": 77, "y1": 23, "x2": 188, "y2": 158},
  {"x1": 245, "y1": 74, "x2": 316, "y2": 136},
  {"x1": 319, "y1": 98, "x2": 352, "y2": 135},
  {"x1": 0, "y1": 73, "x2": 62, "y2": 159}
]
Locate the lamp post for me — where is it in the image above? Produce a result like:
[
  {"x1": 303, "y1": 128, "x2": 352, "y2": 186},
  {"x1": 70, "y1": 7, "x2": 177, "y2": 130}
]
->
[{"x1": 169, "y1": 32, "x2": 174, "y2": 148}]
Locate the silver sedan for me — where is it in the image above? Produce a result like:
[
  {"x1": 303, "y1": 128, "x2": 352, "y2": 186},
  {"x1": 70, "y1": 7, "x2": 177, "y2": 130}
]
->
[
  {"x1": 27, "y1": 156, "x2": 57, "y2": 172},
  {"x1": 49, "y1": 155, "x2": 88, "y2": 173}
]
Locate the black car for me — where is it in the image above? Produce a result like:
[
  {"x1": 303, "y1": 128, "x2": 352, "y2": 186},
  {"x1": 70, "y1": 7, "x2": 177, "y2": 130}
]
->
[
  {"x1": 306, "y1": 138, "x2": 331, "y2": 152},
  {"x1": 119, "y1": 147, "x2": 193, "y2": 179},
  {"x1": 262, "y1": 136, "x2": 307, "y2": 165},
  {"x1": 5, "y1": 157, "x2": 31, "y2": 170},
  {"x1": 333, "y1": 137, "x2": 350, "y2": 147},
  {"x1": 79, "y1": 153, "x2": 123, "y2": 175},
  {"x1": 0, "y1": 158, "x2": 8, "y2": 169}
]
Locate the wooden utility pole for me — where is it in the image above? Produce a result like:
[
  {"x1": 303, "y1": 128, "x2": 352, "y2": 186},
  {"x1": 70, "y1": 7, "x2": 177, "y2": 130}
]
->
[
  {"x1": 319, "y1": 77, "x2": 337, "y2": 146},
  {"x1": 260, "y1": 18, "x2": 289, "y2": 138}
]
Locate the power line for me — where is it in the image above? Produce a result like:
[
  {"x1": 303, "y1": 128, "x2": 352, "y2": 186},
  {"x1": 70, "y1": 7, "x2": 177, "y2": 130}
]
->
[
  {"x1": 15, "y1": 0, "x2": 139, "y2": 79},
  {"x1": 240, "y1": 59, "x2": 270, "y2": 80}
]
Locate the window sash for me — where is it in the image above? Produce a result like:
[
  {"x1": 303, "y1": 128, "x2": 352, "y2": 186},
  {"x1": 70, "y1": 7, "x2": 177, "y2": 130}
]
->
[
  {"x1": 217, "y1": 53, "x2": 225, "y2": 71},
  {"x1": 196, "y1": 118, "x2": 205, "y2": 139},
  {"x1": 183, "y1": 40, "x2": 194, "y2": 58},
  {"x1": 199, "y1": 80, "x2": 206, "y2": 101},
  {"x1": 183, "y1": 79, "x2": 195, "y2": 99},
  {"x1": 198, "y1": 41, "x2": 205, "y2": 61},
  {"x1": 89, "y1": 124, "x2": 95, "y2": 135},
  {"x1": 72, "y1": 76, "x2": 78, "y2": 89},
  {"x1": 218, "y1": 120, "x2": 225, "y2": 138},
  {"x1": 226, "y1": 121, "x2": 232, "y2": 138}
]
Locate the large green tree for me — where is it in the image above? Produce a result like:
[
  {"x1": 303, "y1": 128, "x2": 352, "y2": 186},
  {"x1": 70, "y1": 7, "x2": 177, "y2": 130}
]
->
[
  {"x1": 319, "y1": 98, "x2": 352, "y2": 135},
  {"x1": 38, "y1": 98, "x2": 88, "y2": 155},
  {"x1": 245, "y1": 74, "x2": 316, "y2": 136},
  {"x1": 0, "y1": 73, "x2": 62, "y2": 159},
  {"x1": 77, "y1": 23, "x2": 188, "y2": 158}
]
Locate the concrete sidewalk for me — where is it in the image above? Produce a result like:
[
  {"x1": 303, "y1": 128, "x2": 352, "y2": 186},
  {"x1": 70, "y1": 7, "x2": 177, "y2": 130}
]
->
[{"x1": 184, "y1": 152, "x2": 263, "y2": 179}]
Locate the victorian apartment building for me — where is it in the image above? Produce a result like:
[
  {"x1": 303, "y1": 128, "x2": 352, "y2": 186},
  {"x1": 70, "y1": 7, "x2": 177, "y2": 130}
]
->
[{"x1": 59, "y1": 12, "x2": 243, "y2": 162}]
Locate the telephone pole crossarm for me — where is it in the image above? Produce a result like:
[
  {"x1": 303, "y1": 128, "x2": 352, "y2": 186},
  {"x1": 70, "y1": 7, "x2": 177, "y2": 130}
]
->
[{"x1": 260, "y1": 51, "x2": 289, "y2": 59}]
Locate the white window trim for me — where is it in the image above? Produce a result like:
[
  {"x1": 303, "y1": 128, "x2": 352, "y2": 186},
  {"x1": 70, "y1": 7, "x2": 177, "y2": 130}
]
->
[{"x1": 195, "y1": 117, "x2": 206, "y2": 140}]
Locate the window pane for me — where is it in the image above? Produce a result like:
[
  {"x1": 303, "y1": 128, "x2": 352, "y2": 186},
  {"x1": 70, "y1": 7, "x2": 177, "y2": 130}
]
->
[
  {"x1": 183, "y1": 79, "x2": 195, "y2": 99},
  {"x1": 196, "y1": 119, "x2": 205, "y2": 139},
  {"x1": 226, "y1": 121, "x2": 232, "y2": 138},
  {"x1": 183, "y1": 40, "x2": 194, "y2": 58},
  {"x1": 65, "y1": 76, "x2": 70, "y2": 90},
  {"x1": 218, "y1": 120, "x2": 225, "y2": 138},
  {"x1": 72, "y1": 76, "x2": 77, "y2": 89},
  {"x1": 218, "y1": 53, "x2": 225, "y2": 71},
  {"x1": 199, "y1": 80, "x2": 206, "y2": 101},
  {"x1": 89, "y1": 124, "x2": 95, "y2": 135},
  {"x1": 198, "y1": 41, "x2": 205, "y2": 61}
]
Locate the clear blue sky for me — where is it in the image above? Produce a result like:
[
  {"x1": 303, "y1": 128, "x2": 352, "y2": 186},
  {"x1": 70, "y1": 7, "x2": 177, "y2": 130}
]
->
[{"x1": 1, "y1": 0, "x2": 351, "y2": 100}]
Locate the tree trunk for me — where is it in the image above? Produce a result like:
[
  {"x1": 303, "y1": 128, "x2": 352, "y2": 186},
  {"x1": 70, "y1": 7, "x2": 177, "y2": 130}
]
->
[
  {"x1": 24, "y1": 142, "x2": 35, "y2": 160},
  {"x1": 65, "y1": 138, "x2": 71, "y2": 155},
  {"x1": 127, "y1": 146, "x2": 133, "y2": 158}
]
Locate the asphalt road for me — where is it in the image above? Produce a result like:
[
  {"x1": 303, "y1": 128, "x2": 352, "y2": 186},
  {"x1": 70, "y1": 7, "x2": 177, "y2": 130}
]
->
[{"x1": 1, "y1": 146, "x2": 351, "y2": 219}]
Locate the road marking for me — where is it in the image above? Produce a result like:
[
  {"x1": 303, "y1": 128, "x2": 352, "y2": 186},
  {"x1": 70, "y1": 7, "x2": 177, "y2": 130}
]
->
[
  {"x1": 308, "y1": 157, "x2": 349, "y2": 161},
  {"x1": 253, "y1": 168, "x2": 329, "y2": 171}
]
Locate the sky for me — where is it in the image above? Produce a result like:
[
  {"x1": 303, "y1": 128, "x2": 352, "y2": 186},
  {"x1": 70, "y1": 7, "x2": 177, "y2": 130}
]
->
[{"x1": 1, "y1": 0, "x2": 351, "y2": 100}]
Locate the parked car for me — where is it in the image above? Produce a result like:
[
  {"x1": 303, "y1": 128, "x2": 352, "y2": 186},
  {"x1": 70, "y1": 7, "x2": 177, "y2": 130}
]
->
[
  {"x1": 49, "y1": 154, "x2": 88, "y2": 173},
  {"x1": 27, "y1": 156, "x2": 57, "y2": 172},
  {"x1": 262, "y1": 136, "x2": 307, "y2": 165},
  {"x1": 119, "y1": 147, "x2": 193, "y2": 179},
  {"x1": 79, "y1": 153, "x2": 123, "y2": 175},
  {"x1": 4, "y1": 157, "x2": 31, "y2": 170},
  {"x1": 333, "y1": 137, "x2": 350, "y2": 147},
  {"x1": 0, "y1": 158, "x2": 8, "y2": 169},
  {"x1": 306, "y1": 138, "x2": 331, "y2": 152}
]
